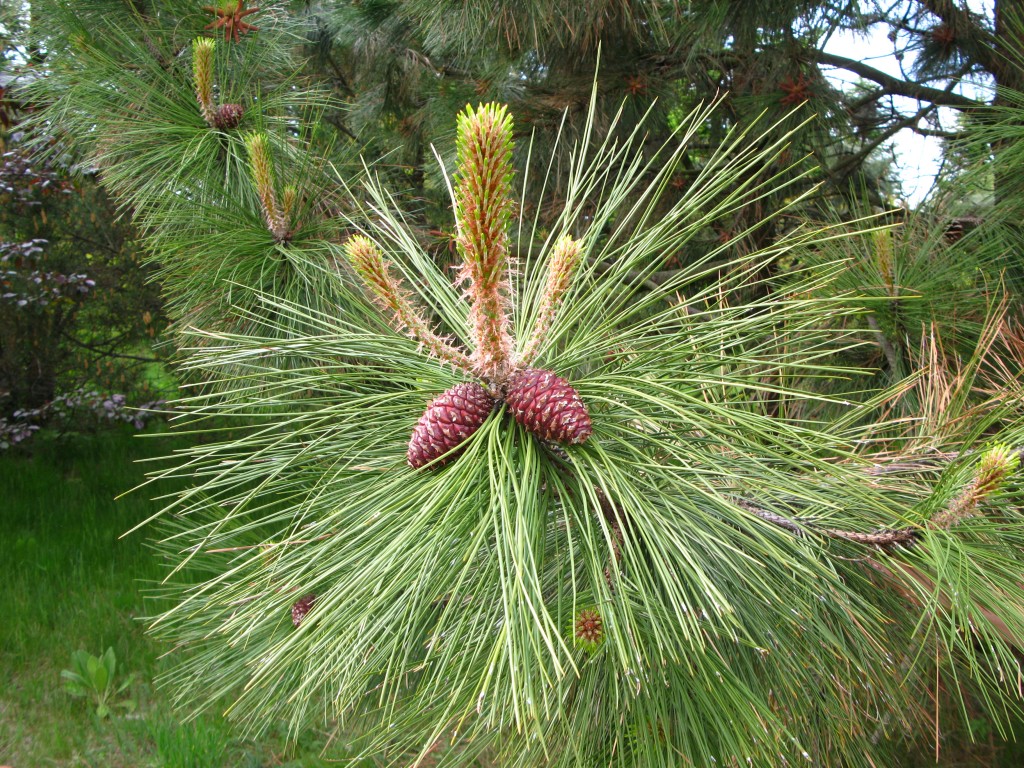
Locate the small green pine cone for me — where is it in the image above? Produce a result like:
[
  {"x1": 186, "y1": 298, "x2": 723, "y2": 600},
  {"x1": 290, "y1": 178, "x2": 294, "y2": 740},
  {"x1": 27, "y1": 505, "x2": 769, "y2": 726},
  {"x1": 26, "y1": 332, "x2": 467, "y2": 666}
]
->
[
  {"x1": 976, "y1": 444, "x2": 1019, "y2": 496},
  {"x1": 932, "y1": 445, "x2": 1020, "y2": 529},
  {"x1": 573, "y1": 608, "x2": 604, "y2": 653}
]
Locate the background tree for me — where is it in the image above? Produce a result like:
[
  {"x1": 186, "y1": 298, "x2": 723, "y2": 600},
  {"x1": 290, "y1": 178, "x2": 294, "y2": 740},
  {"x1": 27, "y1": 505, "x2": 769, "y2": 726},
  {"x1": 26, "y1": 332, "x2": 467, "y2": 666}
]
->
[
  {"x1": 0, "y1": 113, "x2": 165, "y2": 430},
  {"x1": 302, "y1": 0, "x2": 1008, "y2": 235},
  {"x1": 300, "y1": 0, "x2": 1024, "y2": 420}
]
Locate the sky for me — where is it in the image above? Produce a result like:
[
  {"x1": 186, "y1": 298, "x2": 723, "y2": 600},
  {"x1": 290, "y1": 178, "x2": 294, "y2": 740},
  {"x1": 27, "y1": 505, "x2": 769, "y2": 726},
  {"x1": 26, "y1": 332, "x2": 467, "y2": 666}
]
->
[{"x1": 821, "y1": 0, "x2": 995, "y2": 206}]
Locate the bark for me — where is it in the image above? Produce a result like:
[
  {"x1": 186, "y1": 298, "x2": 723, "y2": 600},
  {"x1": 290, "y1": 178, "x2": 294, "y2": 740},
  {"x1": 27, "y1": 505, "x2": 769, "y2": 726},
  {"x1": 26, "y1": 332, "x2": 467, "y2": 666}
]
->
[{"x1": 993, "y1": 0, "x2": 1024, "y2": 210}]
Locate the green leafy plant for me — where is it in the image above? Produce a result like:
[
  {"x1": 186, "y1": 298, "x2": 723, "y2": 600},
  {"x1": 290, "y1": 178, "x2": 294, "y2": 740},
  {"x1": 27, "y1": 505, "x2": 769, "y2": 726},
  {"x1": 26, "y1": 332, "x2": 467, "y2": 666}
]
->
[{"x1": 60, "y1": 647, "x2": 135, "y2": 719}]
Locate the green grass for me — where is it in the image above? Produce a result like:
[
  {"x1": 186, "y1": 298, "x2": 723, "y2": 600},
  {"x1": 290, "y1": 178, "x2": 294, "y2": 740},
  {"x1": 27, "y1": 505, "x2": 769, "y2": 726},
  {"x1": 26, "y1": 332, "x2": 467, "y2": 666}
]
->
[
  {"x1": 0, "y1": 427, "x2": 203, "y2": 765},
  {"x1": 0, "y1": 427, "x2": 356, "y2": 767}
]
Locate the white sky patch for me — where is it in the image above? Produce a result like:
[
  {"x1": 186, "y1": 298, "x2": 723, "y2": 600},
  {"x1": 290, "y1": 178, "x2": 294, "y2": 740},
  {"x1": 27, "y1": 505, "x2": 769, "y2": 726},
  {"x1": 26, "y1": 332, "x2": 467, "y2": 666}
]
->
[{"x1": 822, "y1": 0, "x2": 994, "y2": 206}]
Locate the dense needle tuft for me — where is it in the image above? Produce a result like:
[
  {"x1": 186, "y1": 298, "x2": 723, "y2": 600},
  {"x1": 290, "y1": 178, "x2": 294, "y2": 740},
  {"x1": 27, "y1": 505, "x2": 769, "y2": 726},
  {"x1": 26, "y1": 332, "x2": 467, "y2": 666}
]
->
[
  {"x1": 408, "y1": 382, "x2": 495, "y2": 468},
  {"x1": 505, "y1": 368, "x2": 592, "y2": 444}
]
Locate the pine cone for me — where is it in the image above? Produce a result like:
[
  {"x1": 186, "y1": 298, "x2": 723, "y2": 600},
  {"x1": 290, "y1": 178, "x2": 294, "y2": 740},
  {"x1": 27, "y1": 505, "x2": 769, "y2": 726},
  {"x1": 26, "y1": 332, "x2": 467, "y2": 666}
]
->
[
  {"x1": 505, "y1": 368, "x2": 592, "y2": 444},
  {"x1": 291, "y1": 593, "x2": 316, "y2": 627},
  {"x1": 213, "y1": 103, "x2": 244, "y2": 130},
  {"x1": 408, "y1": 382, "x2": 495, "y2": 469},
  {"x1": 574, "y1": 609, "x2": 604, "y2": 646}
]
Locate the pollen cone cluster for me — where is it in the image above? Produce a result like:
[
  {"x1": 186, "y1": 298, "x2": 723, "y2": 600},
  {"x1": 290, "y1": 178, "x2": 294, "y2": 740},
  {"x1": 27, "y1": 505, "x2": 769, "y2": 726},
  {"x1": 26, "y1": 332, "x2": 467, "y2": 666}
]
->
[
  {"x1": 344, "y1": 102, "x2": 594, "y2": 470},
  {"x1": 408, "y1": 382, "x2": 495, "y2": 468},
  {"x1": 505, "y1": 368, "x2": 592, "y2": 444}
]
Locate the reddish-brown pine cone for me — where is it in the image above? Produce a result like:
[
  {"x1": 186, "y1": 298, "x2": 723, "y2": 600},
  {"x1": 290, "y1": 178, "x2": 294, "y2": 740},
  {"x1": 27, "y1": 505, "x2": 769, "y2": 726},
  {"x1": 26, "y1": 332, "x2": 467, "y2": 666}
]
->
[
  {"x1": 291, "y1": 593, "x2": 316, "y2": 627},
  {"x1": 505, "y1": 368, "x2": 592, "y2": 445},
  {"x1": 407, "y1": 382, "x2": 495, "y2": 469},
  {"x1": 213, "y1": 103, "x2": 244, "y2": 130}
]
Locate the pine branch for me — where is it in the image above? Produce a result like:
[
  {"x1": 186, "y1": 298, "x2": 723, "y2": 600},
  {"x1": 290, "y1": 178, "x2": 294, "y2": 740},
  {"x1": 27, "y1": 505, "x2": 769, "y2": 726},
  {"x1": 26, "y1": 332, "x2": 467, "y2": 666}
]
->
[
  {"x1": 815, "y1": 50, "x2": 981, "y2": 110},
  {"x1": 831, "y1": 104, "x2": 935, "y2": 183},
  {"x1": 866, "y1": 313, "x2": 901, "y2": 373},
  {"x1": 739, "y1": 446, "x2": 1021, "y2": 549},
  {"x1": 41, "y1": 23, "x2": 1020, "y2": 753},
  {"x1": 735, "y1": 497, "x2": 919, "y2": 548},
  {"x1": 919, "y1": 0, "x2": 1003, "y2": 78},
  {"x1": 60, "y1": 331, "x2": 162, "y2": 364}
]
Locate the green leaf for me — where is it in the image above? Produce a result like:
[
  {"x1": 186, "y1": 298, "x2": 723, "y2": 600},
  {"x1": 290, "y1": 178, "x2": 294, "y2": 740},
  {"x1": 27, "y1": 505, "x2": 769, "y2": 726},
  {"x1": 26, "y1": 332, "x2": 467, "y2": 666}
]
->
[
  {"x1": 60, "y1": 669, "x2": 88, "y2": 698},
  {"x1": 101, "y1": 646, "x2": 117, "y2": 681},
  {"x1": 86, "y1": 655, "x2": 109, "y2": 694}
]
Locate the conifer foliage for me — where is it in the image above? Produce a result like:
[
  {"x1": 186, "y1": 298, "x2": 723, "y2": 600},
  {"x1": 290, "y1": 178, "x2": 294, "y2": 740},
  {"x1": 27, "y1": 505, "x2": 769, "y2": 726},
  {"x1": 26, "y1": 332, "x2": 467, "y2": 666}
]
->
[{"x1": 20, "y1": 2, "x2": 1024, "y2": 766}]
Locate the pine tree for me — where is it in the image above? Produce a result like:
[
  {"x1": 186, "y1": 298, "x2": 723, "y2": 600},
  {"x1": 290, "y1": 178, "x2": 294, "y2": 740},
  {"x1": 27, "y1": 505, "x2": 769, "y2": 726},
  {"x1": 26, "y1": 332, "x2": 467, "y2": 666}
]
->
[{"x1": 22, "y1": 2, "x2": 1024, "y2": 766}]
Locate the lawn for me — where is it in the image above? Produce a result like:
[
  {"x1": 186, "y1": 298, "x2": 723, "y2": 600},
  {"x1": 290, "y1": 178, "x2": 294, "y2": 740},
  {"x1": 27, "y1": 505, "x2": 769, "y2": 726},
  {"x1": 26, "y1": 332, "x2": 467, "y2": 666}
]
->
[{"x1": 0, "y1": 427, "x2": 346, "y2": 767}]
